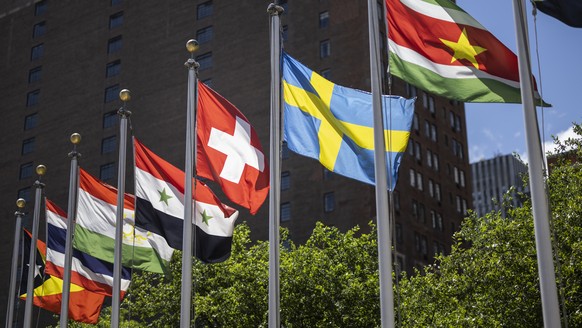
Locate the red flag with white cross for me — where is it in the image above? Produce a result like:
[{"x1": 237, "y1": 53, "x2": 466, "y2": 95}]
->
[{"x1": 196, "y1": 82, "x2": 269, "y2": 214}]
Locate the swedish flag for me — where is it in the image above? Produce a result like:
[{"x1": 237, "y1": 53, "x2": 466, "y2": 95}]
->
[{"x1": 282, "y1": 53, "x2": 415, "y2": 189}]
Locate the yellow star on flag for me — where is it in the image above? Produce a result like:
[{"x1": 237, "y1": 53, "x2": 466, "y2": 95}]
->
[{"x1": 440, "y1": 28, "x2": 487, "y2": 69}]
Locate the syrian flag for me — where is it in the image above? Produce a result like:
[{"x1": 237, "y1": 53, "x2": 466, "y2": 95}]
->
[
  {"x1": 73, "y1": 169, "x2": 174, "y2": 274},
  {"x1": 197, "y1": 82, "x2": 269, "y2": 214},
  {"x1": 134, "y1": 138, "x2": 239, "y2": 263},
  {"x1": 44, "y1": 199, "x2": 131, "y2": 298}
]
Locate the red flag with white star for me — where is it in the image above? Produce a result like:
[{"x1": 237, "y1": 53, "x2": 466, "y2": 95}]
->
[{"x1": 196, "y1": 82, "x2": 269, "y2": 214}]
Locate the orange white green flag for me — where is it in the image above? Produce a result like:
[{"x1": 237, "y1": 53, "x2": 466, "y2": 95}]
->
[{"x1": 386, "y1": 0, "x2": 546, "y2": 104}]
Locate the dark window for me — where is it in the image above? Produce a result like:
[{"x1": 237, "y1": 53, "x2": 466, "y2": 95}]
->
[
  {"x1": 202, "y1": 78, "x2": 212, "y2": 87},
  {"x1": 31, "y1": 44, "x2": 44, "y2": 61},
  {"x1": 197, "y1": 1, "x2": 213, "y2": 19},
  {"x1": 28, "y1": 66, "x2": 42, "y2": 83},
  {"x1": 35, "y1": 1, "x2": 47, "y2": 16},
  {"x1": 22, "y1": 137, "x2": 35, "y2": 155},
  {"x1": 324, "y1": 192, "x2": 335, "y2": 212},
  {"x1": 282, "y1": 25, "x2": 288, "y2": 42},
  {"x1": 319, "y1": 11, "x2": 329, "y2": 28},
  {"x1": 197, "y1": 26, "x2": 213, "y2": 44},
  {"x1": 281, "y1": 171, "x2": 290, "y2": 190},
  {"x1": 103, "y1": 110, "x2": 117, "y2": 128},
  {"x1": 282, "y1": 141, "x2": 290, "y2": 159},
  {"x1": 26, "y1": 90, "x2": 40, "y2": 107},
  {"x1": 196, "y1": 52, "x2": 212, "y2": 71},
  {"x1": 32, "y1": 22, "x2": 46, "y2": 38},
  {"x1": 107, "y1": 36, "x2": 122, "y2": 54},
  {"x1": 281, "y1": 202, "x2": 291, "y2": 222},
  {"x1": 100, "y1": 162, "x2": 116, "y2": 181},
  {"x1": 101, "y1": 136, "x2": 117, "y2": 154},
  {"x1": 323, "y1": 168, "x2": 334, "y2": 180},
  {"x1": 24, "y1": 113, "x2": 38, "y2": 130},
  {"x1": 109, "y1": 12, "x2": 123, "y2": 29},
  {"x1": 320, "y1": 68, "x2": 331, "y2": 79},
  {"x1": 395, "y1": 223, "x2": 402, "y2": 244},
  {"x1": 17, "y1": 187, "x2": 32, "y2": 202},
  {"x1": 106, "y1": 60, "x2": 121, "y2": 77},
  {"x1": 19, "y1": 162, "x2": 34, "y2": 180},
  {"x1": 393, "y1": 191, "x2": 400, "y2": 211},
  {"x1": 111, "y1": 0, "x2": 122, "y2": 5},
  {"x1": 320, "y1": 39, "x2": 330, "y2": 58},
  {"x1": 104, "y1": 84, "x2": 119, "y2": 103}
]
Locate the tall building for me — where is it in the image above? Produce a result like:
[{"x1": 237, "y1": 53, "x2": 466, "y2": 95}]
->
[
  {"x1": 471, "y1": 154, "x2": 528, "y2": 217},
  {"x1": 0, "y1": 0, "x2": 472, "y2": 323}
]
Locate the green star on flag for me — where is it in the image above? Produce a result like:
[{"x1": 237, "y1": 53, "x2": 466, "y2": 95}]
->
[
  {"x1": 158, "y1": 188, "x2": 173, "y2": 206},
  {"x1": 200, "y1": 209, "x2": 213, "y2": 226}
]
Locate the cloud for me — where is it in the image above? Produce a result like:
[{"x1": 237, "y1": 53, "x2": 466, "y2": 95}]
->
[
  {"x1": 543, "y1": 126, "x2": 577, "y2": 155},
  {"x1": 469, "y1": 144, "x2": 487, "y2": 163}
]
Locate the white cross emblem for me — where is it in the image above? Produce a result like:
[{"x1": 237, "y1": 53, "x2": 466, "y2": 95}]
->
[{"x1": 207, "y1": 116, "x2": 265, "y2": 183}]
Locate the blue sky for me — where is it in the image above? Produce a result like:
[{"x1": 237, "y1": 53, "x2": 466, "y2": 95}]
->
[{"x1": 456, "y1": 0, "x2": 582, "y2": 163}]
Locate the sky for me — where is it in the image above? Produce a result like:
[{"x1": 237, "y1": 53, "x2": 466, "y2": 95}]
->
[{"x1": 456, "y1": 0, "x2": 582, "y2": 163}]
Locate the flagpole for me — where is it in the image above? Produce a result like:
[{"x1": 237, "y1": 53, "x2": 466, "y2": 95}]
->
[
  {"x1": 111, "y1": 90, "x2": 132, "y2": 328},
  {"x1": 6, "y1": 198, "x2": 26, "y2": 328},
  {"x1": 267, "y1": 3, "x2": 283, "y2": 327},
  {"x1": 23, "y1": 164, "x2": 46, "y2": 328},
  {"x1": 367, "y1": 1, "x2": 395, "y2": 327},
  {"x1": 511, "y1": 1, "x2": 561, "y2": 327},
  {"x1": 59, "y1": 133, "x2": 81, "y2": 327},
  {"x1": 181, "y1": 39, "x2": 200, "y2": 328}
]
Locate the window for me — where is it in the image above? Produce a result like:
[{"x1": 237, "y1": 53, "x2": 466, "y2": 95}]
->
[
  {"x1": 422, "y1": 93, "x2": 428, "y2": 108},
  {"x1": 282, "y1": 141, "x2": 290, "y2": 159},
  {"x1": 412, "y1": 200, "x2": 418, "y2": 218},
  {"x1": 202, "y1": 78, "x2": 212, "y2": 87},
  {"x1": 455, "y1": 115, "x2": 462, "y2": 132},
  {"x1": 426, "y1": 149, "x2": 432, "y2": 168},
  {"x1": 104, "y1": 84, "x2": 120, "y2": 103},
  {"x1": 462, "y1": 198, "x2": 468, "y2": 215},
  {"x1": 20, "y1": 162, "x2": 34, "y2": 180},
  {"x1": 319, "y1": 11, "x2": 329, "y2": 28},
  {"x1": 281, "y1": 202, "x2": 291, "y2": 222},
  {"x1": 453, "y1": 166, "x2": 459, "y2": 184},
  {"x1": 103, "y1": 110, "x2": 117, "y2": 128},
  {"x1": 111, "y1": 0, "x2": 122, "y2": 5},
  {"x1": 18, "y1": 187, "x2": 32, "y2": 202},
  {"x1": 437, "y1": 213, "x2": 443, "y2": 231},
  {"x1": 393, "y1": 191, "x2": 400, "y2": 211},
  {"x1": 107, "y1": 36, "x2": 122, "y2": 54},
  {"x1": 430, "y1": 124, "x2": 437, "y2": 142},
  {"x1": 435, "y1": 183, "x2": 441, "y2": 202},
  {"x1": 197, "y1": 1, "x2": 213, "y2": 19},
  {"x1": 35, "y1": 0, "x2": 47, "y2": 16},
  {"x1": 196, "y1": 52, "x2": 212, "y2": 71},
  {"x1": 406, "y1": 83, "x2": 417, "y2": 98},
  {"x1": 100, "y1": 162, "x2": 116, "y2": 181},
  {"x1": 31, "y1": 44, "x2": 44, "y2": 60},
  {"x1": 33, "y1": 21, "x2": 46, "y2": 38},
  {"x1": 197, "y1": 26, "x2": 213, "y2": 44},
  {"x1": 320, "y1": 68, "x2": 331, "y2": 79},
  {"x1": 424, "y1": 120, "x2": 430, "y2": 138},
  {"x1": 456, "y1": 195, "x2": 462, "y2": 213},
  {"x1": 416, "y1": 172, "x2": 423, "y2": 191},
  {"x1": 460, "y1": 170, "x2": 466, "y2": 188},
  {"x1": 282, "y1": 25, "x2": 288, "y2": 42},
  {"x1": 24, "y1": 113, "x2": 38, "y2": 130},
  {"x1": 320, "y1": 39, "x2": 330, "y2": 58},
  {"x1": 414, "y1": 142, "x2": 421, "y2": 161},
  {"x1": 109, "y1": 12, "x2": 123, "y2": 29},
  {"x1": 323, "y1": 168, "x2": 334, "y2": 180},
  {"x1": 428, "y1": 179, "x2": 434, "y2": 198},
  {"x1": 28, "y1": 66, "x2": 42, "y2": 83},
  {"x1": 395, "y1": 223, "x2": 402, "y2": 244},
  {"x1": 26, "y1": 90, "x2": 40, "y2": 107},
  {"x1": 101, "y1": 136, "x2": 117, "y2": 154},
  {"x1": 281, "y1": 171, "x2": 290, "y2": 190},
  {"x1": 409, "y1": 169, "x2": 415, "y2": 187},
  {"x1": 407, "y1": 139, "x2": 414, "y2": 156},
  {"x1": 432, "y1": 153, "x2": 439, "y2": 171},
  {"x1": 418, "y1": 203, "x2": 426, "y2": 223},
  {"x1": 421, "y1": 236, "x2": 428, "y2": 256},
  {"x1": 428, "y1": 96, "x2": 435, "y2": 115},
  {"x1": 414, "y1": 232, "x2": 421, "y2": 252},
  {"x1": 324, "y1": 192, "x2": 335, "y2": 212},
  {"x1": 413, "y1": 113, "x2": 419, "y2": 132},
  {"x1": 106, "y1": 60, "x2": 121, "y2": 77},
  {"x1": 431, "y1": 210, "x2": 437, "y2": 229},
  {"x1": 22, "y1": 137, "x2": 35, "y2": 155}
]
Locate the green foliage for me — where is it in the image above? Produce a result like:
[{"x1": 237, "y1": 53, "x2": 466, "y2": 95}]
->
[{"x1": 70, "y1": 123, "x2": 582, "y2": 327}]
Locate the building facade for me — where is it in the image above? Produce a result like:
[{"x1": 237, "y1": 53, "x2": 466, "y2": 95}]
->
[
  {"x1": 0, "y1": 0, "x2": 472, "y2": 323},
  {"x1": 471, "y1": 154, "x2": 528, "y2": 217}
]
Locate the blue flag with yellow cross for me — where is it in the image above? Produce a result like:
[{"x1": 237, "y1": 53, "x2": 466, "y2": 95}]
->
[{"x1": 282, "y1": 53, "x2": 415, "y2": 190}]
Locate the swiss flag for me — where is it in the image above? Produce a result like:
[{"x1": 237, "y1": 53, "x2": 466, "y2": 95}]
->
[{"x1": 197, "y1": 82, "x2": 269, "y2": 214}]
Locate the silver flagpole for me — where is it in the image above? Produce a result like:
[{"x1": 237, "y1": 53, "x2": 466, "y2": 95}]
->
[
  {"x1": 6, "y1": 198, "x2": 26, "y2": 328},
  {"x1": 23, "y1": 164, "x2": 47, "y2": 328},
  {"x1": 181, "y1": 39, "x2": 200, "y2": 328},
  {"x1": 367, "y1": 0, "x2": 395, "y2": 327},
  {"x1": 111, "y1": 89, "x2": 132, "y2": 328},
  {"x1": 59, "y1": 133, "x2": 82, "y2": 327},
  {"x1": 512, "y1": 1, "x2": 561, "y2": 327},
  {"x1": 267, "y1": 3, "x2": 283, "y2": 328}
]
